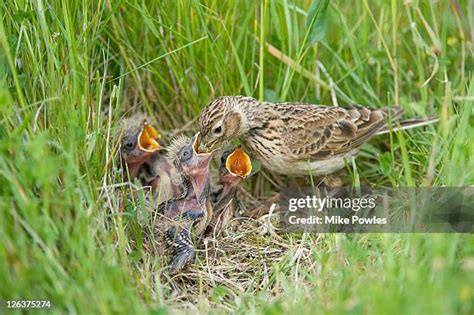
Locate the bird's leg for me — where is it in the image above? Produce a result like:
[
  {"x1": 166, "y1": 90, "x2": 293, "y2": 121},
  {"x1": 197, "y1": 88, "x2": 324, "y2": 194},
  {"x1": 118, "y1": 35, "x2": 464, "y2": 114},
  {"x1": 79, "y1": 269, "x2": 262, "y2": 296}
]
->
[{"x1": 321, "y1": 174, "x2": 344, "y2": 188}]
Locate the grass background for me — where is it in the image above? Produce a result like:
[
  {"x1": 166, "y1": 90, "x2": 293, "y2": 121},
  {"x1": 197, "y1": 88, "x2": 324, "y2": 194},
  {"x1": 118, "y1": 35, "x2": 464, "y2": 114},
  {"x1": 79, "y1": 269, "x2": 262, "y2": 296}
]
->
[{"x1": 1, "y1": 0, "x2": 473, "y2": 313}]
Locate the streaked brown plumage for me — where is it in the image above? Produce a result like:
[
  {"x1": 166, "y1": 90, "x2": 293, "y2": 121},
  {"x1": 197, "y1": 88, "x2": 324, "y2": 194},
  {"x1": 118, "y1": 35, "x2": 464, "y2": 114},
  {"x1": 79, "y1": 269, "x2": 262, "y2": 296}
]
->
[{"x1": 199, "y1": 96, "x2": 436, "y2": 176}]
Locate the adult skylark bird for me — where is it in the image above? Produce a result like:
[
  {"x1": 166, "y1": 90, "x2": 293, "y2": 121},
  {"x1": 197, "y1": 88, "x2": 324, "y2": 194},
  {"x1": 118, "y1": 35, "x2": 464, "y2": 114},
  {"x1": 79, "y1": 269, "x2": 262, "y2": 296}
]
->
[{"x1": 199, "y1": 96, "x2": 435, "y2": 176}]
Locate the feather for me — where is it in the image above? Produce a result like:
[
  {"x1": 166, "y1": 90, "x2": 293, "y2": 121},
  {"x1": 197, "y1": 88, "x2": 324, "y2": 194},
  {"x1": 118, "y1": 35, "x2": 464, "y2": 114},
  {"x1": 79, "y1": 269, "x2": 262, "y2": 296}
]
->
[
  {"x1": 120, "y1": 113, "x2": 150, "y2": 135},
  {"x1": 165, "y1": 135, "x2": 191, "y2": 163},
  {"x1": 376, "y1": 115, "x2": 439, "y2": 135}
]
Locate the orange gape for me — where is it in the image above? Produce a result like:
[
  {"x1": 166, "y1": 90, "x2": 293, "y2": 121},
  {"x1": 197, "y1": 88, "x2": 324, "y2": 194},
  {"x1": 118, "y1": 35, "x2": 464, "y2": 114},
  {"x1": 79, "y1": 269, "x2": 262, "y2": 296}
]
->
[
  {"x1": 138, "y1": 123, "x2": 161, "y2": 152},
  {"x1": 226, "y1": 148, "x2": 252, "y2": 178}
]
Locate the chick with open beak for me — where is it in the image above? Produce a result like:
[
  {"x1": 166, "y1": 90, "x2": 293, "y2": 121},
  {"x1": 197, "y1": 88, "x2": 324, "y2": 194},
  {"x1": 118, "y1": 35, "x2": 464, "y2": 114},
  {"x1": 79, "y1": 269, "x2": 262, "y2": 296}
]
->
[
  {"x1": 119, "y1": 116, "x2": 181, "y2": 203},
  {"x1": 120, "y1": 115, "x2": 161, "y2": 182},
  {"x1": 155, "y1": 132, "x2": 216, "y2": 273},
  {"x1": 206, "y1": 147, "x2": 252, "y2": 236}
]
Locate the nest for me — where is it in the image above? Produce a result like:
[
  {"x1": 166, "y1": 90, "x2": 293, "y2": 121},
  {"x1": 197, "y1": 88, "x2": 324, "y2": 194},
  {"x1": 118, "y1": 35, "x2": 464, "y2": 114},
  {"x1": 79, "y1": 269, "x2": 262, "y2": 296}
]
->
[
  {"x1": 111, "y1": 164, "x2": 321, "y2": 310},
  {"x1": 135, "y1": 207, "x2": 323, "y2": 310}
]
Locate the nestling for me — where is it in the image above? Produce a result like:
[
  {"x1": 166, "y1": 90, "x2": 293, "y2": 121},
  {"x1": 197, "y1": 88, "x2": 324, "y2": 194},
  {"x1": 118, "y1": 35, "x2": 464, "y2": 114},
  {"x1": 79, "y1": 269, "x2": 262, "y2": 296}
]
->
[
  {"x1": 119, "y1": 115, "x2": 178, "y2": 203},
  {"x1": 206, "y1": 147, "x2": 252, "y2": 236},
  {"x1": 155, "y1": 133, "x2": 216, "y2": 273},
  {"x1": 119, "y1": 115, "x2": 162, "y2": 182}
]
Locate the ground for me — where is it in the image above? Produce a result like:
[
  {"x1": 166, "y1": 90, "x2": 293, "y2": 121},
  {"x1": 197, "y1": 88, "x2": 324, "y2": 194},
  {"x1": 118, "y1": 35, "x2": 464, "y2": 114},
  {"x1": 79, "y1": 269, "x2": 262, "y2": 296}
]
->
[{"x1": 0, "y1": 0, "x2": 473, "y2": 314}]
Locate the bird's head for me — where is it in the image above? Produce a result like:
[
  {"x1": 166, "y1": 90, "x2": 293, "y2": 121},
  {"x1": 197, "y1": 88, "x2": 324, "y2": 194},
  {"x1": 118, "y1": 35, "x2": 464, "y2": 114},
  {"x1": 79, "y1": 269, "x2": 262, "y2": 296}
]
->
[
  {"x1": 219, "y1": 147, "x2": 252, "y2": 187},
  {"x1": 168, "y1": 133, "x2": 215, "y2": 179},
  {"x1": 199, "y1": 96, "x2": 255, "y2": 150},
  {"x1": 120, "y1": 117, "x2": 161, "y2": 168},
  {"x1": 168, "y1": 132, "x2": 217, "y2": 198}
]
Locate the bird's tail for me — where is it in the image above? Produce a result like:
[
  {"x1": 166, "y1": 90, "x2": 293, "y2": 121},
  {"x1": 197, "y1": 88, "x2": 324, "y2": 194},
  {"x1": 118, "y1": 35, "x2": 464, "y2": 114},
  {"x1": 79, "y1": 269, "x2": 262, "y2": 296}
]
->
[
  {"x1": 382, "y1": 106, "x2": 405, "y2": 121},
  {"x1": 378, "y1": 106, "x2": 438, "y2": 135}
]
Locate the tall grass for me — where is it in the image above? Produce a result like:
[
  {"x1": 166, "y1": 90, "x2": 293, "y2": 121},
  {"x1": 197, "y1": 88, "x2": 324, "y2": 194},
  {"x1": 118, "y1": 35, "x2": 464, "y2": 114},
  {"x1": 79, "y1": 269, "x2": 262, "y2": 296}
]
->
[{"x1": 0, "y1": 0, "x2": 473, "y2": 313}]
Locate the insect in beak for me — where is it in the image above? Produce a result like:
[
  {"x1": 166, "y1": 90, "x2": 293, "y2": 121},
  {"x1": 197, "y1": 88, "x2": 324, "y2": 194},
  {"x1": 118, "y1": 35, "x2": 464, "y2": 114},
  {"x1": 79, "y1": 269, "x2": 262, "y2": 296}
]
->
[
  {"x1": 193, "y1": 132, "x2": 218, "y2": 156},
  {"x1": 183, "y1": 132, "x2": 217, "y2": 175}
]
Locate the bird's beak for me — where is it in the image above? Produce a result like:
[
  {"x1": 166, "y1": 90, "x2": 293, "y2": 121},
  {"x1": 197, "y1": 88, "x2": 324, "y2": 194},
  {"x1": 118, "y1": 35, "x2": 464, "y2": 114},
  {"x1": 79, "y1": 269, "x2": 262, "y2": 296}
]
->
[
  {"x1": 225, "y1": 148, "x2": 252, "y2": 178},
  {"x1": 138, "y1": 123, "x2": 161, "y2": 152},
  {"x1": 193, "y1": 132, "x2": 217, "y2": 156},
  {"x1": 186, "y1": 132, "x2": 217, "y2": 198},
  {"x1": 181, "y1": 132, "x2": 217, "y2": 175},
  {"x1": 199, "y1": 133, "x2": 220, "y2": 152}
]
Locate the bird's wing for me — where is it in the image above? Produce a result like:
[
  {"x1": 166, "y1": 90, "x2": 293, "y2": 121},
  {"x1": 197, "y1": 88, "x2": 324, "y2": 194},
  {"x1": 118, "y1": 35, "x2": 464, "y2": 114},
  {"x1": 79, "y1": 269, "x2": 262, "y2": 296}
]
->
[{"x1": 281, "y1": 105, "x2": 399, "y2": 160}]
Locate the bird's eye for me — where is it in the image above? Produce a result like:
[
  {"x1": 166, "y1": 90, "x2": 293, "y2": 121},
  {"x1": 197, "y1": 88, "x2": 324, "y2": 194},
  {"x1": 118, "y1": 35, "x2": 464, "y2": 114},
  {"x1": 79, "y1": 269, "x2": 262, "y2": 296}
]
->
[
  {"x1": 220, "y1": 155, "x2": 226, "y2": 164},
  {"x1": 213, "y1": 126, "x2": 222, "y2": 134},
  {"x1": 125, "y1": 140, "x2": 135, "y2": 150},
  {"x1": 181, "y1": 148, "x2": 192, "y2": 160}
]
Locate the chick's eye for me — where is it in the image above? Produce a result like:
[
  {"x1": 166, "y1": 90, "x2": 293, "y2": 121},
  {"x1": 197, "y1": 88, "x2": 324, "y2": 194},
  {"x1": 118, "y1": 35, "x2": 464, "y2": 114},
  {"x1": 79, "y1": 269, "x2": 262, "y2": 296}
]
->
[
  {"x1": 125, "y1": 141, "x2": 135, "y2": 150},
  {"x1": 181, "y1": 149, "x2": 191, "y2": 159},
  {"x1": 213, "y1": 126, "x2": 222, "y2": 134}
]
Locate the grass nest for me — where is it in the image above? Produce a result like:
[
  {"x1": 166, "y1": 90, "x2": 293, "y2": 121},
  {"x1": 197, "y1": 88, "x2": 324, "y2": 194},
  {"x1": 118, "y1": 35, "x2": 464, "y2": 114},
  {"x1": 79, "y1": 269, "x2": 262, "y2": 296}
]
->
[
  {"x1": 111, "y1": 119, "x2": 323, "y2": 309},
  {"x1": 142, "y1": 207, "x2": 323, "y2": 308}
]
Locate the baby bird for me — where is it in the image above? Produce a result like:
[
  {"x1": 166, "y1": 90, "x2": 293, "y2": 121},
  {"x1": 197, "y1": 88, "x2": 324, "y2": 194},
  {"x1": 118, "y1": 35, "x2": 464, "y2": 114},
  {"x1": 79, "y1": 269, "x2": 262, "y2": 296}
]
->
[
  {"x1": 198, "y1": 96, "x2": 436, "y2": 176},
  {"x1": 120, "y1": 114, "x2": 162, "y2": 183},
  {"x1": 119, "y1": 115, "x2": 177, "y2": 202},
  {"x1": 206, "y1": 148, "x2": 252, "y2": 236},
  {"x1": 156, "y1": 133, "x2": 215, "y2": 273}
]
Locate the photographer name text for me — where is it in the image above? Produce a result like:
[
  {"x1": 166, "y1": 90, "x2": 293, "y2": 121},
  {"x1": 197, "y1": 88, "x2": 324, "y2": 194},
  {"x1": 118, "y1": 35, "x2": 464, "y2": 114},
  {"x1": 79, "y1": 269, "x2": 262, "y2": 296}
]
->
[{"x1": 286, "y1": 195, "x2": 387, "y2": 226}]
